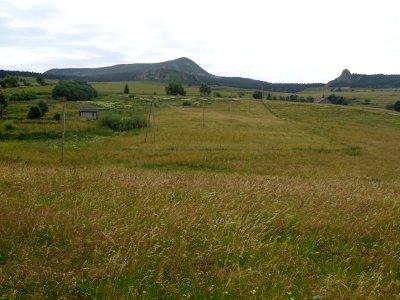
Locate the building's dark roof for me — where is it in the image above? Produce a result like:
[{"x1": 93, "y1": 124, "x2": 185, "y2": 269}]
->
[{"x1": 79, "y1": 108, "x2": 98, "y2": 113}]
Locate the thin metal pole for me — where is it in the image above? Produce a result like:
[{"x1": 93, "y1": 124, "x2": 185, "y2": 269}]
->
[{"x1": 61, "y1": 97, "x2": 66, "y2": 162}]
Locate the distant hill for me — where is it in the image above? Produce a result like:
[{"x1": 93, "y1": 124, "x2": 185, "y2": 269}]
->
[
  {"x1": 45, "y1": 57, "x2": 210, "y2": 80},
  {"x1": 44, "y1": 57, "x2": 324, "y2": 93},
  {"x1": 328, "y1": 69, "x2": 400, "y2": 88}
]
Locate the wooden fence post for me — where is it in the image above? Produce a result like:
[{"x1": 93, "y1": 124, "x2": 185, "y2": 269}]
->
[{"x1": 61, "y1": 97, "x2": 66, "y2": 162}]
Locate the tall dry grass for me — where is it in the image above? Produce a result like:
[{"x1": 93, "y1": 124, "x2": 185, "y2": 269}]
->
[{"x1": 0, "y1": 162, "x2": 399, "y2": 298}]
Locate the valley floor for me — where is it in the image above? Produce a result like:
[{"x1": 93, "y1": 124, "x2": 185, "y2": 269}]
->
[{"x1": 0, "y1": 97, "x2": 399, "y2": 298}]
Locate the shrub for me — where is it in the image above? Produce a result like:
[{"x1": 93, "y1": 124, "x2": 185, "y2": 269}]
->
[
  {"x1": 37, "y1": 101, "x2": 49, "y2": 115},
  {"x1": 9, "y1": 94, "x2": 21, "y2": 101},
  {"x1": 3, "y1": 120, "x2": 15, "y2": 130},
  {"x1": 53, "y1": 113, "x2": 61, "y2": 120},
  {"x1": 306, "y1": 96, "x2": 315, "y2": 102},
  {"x1": 394, "y1": 101, "x2": 400, "y2": 112},
  {"x1": 386, "y1": 103, "x2": 395, "y2": 110},
  {"x1": 38, "y1": 101, "x2": 49, "y2": 116},
  {"x1": 9, "y1": 91, "x2": 37, "y2": 101},
  {"x1": 3, "y1": 75, "x2": 19, "y2": 87},
  {"x1": 213, "y1": 92, "x2": 222, "y2": 97},
  {"x1": 36, "y1": 76, "x2": 46, "y2": 86},
  {"x1": 327, "y1": 94, "x2": 348, "y2": 105},
  {"x1": 20, "y1": 79, "x2": 31, "y2": 86},
  {"x1": 252, "y1": 91, "x2": 263, "y2": 99},
  {"x1": 182, "y1": 100, "x2": 192, "y2": 106},
  {"x1": 100, "y1": 114, "x2": 148, "y2": 131},
  {"x1": 363, "y1": 98, "x2": 371, "y2": 105},
  {"x1": 199, "y1": 83, "x2": 211, "y2": 96},
  {"x1": 52, "y1": 80, "x2": 97, "y2": 101},
  {"x1": 27, "y1": 106, "x2": 42, "y2": 119}
]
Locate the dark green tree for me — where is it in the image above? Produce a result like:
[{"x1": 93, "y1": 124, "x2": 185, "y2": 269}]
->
[
  {"x1": 123, "y1": 84, "x2": 130, "y2": 94},
  {"x1": 252, "y1": 90, "x2": 263, "y2": 99},
  {"x1": 165, "y1": 81, "x2": 186, "y2": 96},
  {"x1": 199, "y1": 83, "x2": 211, "y2": 96},
  {"x1": 27, "y1": 106, "x2": 42, "y2": 119},
  {"x1": 52, "y1": 80, "x2": 97, "y2": 101}
]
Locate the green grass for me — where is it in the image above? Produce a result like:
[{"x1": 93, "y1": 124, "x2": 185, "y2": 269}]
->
[
  {"x1": 91, "y1": 81, "x2": 251, "y2": 98},
  {"x1": 0, "y1": 83, "x2": 399, "y2": 299}
]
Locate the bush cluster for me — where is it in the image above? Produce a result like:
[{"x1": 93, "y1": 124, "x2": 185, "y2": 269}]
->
[
  {"x1": 265, "y1": 93, "x2": 315, "y2": 103},
  {"x1": 9, "y1": 91, "x2": 37, "y2": 101},
  {"x1": 27, "y1": 101, "x2": 49, "y2": 119},
  {"x1": 100, "y1": 114, "x2": 148, "y2": 131},
  {"x1": 52, "y1": 80, "x2": 97, "y2": 101},
  {"x1": 165, "y1": 81, "x2": 186, "y2": 96},
  {"x1": 252, "y1": 91, "x2": 263, "y2": 99},
  {"x1": 327, "y1": 94, "x2": 349, "y2": 105},
  {"x1": 386, "y1": 101, "x2": 400, "y2": 112},
  {"x1": 0, "y1": 75, "x2": 19, "y2": 88}
]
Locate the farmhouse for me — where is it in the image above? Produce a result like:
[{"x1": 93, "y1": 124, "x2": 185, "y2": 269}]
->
[{"x1": 79, "y1": 108, "x2": 98, "y2": 120}]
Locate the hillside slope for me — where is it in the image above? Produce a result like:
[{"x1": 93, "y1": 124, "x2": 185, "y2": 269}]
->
[
  {"x1": 45, "y1": 57, "x2": 210, "y2": 79},
  {"x1": 44, "y1": 57, "x2": 324, "y2": 92}
]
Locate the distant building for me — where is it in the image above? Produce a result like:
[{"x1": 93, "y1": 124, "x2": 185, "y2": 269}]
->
[
  {"x1": 79, "y1": 108, "x2": 98, "y2": 120},
  {"x1": 333, "y1": 87, "x2": 352, "y2": 92},
  {"x1": 314, "y1": 97, "x2": 331, "y2": 104}
]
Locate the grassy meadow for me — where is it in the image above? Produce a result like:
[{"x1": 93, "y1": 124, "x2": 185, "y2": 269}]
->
[{"x1": 0, "y1": 81, "x2": 399, "y2": 299}]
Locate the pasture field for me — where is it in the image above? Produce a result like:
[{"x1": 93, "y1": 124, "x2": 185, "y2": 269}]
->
[{"x1": 0, "y1": 82, "x2": 399, "y2": 299}]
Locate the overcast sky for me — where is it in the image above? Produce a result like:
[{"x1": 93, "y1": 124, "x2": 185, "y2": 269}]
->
[{"x1": 1, "y1": 0, "x2": 400, "y2": 83}]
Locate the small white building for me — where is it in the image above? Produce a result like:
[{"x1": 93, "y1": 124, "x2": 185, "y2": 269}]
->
[{"x1": 79, "y1": 108, "x2": 98, "y2": 120}]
